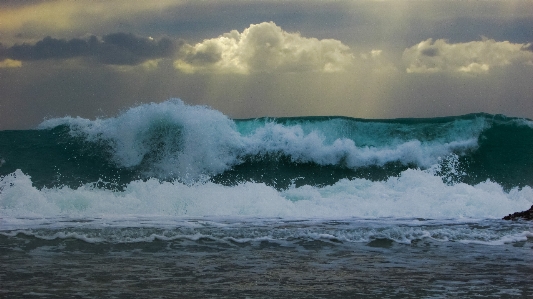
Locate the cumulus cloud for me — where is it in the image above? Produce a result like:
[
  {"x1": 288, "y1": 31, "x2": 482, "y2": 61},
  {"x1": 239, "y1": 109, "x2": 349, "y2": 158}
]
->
[
  {"x1": 174, "y1": 22, "x2": 354, "y2": 74},
  {"x1": 403, "y1": 38, "x2": 533, "y2": 74},
  {"x1": 3, "y1": 33, "x2": 178, "y2": 66}
]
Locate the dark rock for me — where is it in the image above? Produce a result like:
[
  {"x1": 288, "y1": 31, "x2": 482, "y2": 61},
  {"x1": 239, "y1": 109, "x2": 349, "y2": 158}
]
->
[{"x1": 503, "y1": 205, "x2": 533, "y2": 220}]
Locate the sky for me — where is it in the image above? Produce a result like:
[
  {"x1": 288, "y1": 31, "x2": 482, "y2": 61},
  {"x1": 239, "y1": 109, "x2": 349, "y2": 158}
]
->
[{"x1": 0, "y1": 0, "x2": 532, "y2": 129}]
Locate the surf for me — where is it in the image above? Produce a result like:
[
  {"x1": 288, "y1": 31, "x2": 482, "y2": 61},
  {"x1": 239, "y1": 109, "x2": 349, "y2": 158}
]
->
[
  {"x1": 2, "y1": 98, "x2": 532, "y2": 190},
  {"x1": 1, "y1": 99, "x2": 532, "y2": 222}
]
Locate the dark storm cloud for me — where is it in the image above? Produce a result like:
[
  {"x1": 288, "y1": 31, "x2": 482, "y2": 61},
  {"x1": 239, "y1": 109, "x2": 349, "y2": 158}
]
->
[
  {"x1": 0, "y1": 43, "x2": 6, "y2": 58},
  {"x1": 97, "y1": 33, "x2": 180, "y2": 65},
  {"x1": 2, "y1": 36, "x2": 93, "y2": 60},
  {"x1": 2, "y1": 33, "x2": 180, "y2": 65}
]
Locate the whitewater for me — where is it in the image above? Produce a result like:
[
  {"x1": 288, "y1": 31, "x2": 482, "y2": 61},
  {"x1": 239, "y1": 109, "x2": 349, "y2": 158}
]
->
[{"x1": 1, "y1": 99, "x2": 532, "y2": 298}]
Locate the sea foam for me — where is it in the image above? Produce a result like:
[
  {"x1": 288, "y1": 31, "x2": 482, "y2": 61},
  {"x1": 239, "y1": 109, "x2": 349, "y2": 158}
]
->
[
  {"x1": 1, "y1": 168, "x2": 531, "y2": 220},
  {"x1": 38, "y1": 99, "x2": 486, "y2": 182}
]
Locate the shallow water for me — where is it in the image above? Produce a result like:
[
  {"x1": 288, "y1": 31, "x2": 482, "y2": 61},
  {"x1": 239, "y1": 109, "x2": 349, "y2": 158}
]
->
[{"x1": 1, "y1": 218, "x2": 532, "y2": 298}]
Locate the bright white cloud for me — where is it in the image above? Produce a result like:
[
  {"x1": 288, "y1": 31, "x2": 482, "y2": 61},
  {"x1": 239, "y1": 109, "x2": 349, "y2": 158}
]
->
[
  {"x1": 174, "y1": 22, "x2": 354, "y2": 74},
  {"x1": 403, "y1": 38, "x2": 533, "y2": 74}
]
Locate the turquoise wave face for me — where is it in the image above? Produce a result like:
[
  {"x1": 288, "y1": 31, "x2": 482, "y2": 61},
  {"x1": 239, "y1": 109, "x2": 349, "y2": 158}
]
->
[{"x1": 0, "y1": 99, "x2": 532, "y2": 190}]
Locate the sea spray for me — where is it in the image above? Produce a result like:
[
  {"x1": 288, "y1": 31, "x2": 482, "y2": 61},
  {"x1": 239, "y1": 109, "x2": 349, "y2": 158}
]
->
[
  {"x1": 35, "y1": 99, "x2": 486, "y2": 182},
  {"x1": 2, "y1": 99, "x2": 533, "y2": 298},
  {"x1": 1, "y1": 99, "x2": 533, "y2": 221},
  {"x1": 1, "y1": 167, "x2": 532, "y2": 220}
]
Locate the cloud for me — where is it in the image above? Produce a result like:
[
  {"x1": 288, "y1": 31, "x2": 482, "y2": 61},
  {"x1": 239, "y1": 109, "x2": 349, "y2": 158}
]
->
[
  {"x1": 3, "y1": 33, "x2": 179, "y2": 65},
  {"x1": 174, "y1": 22, "x2": 354, "y2": 74},
  {"x1": 0, "y1": 0, "x2": 182, "y2": 41},
  {"x1": 359, "y1": 49, "x2": 398, "y2": 75},
  {"x1": 97, "y1": 33, "x2": 178, "y2": 65},
  {"x1": 0, "y1": 59, "x2": 22, "y2": 68},
  {"x1": 403, "y1": 38, "x2": 533, "y2": 74}
]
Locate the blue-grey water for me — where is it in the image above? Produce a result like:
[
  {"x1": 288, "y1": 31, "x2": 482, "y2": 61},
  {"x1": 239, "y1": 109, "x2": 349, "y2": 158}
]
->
[{"x1": 1, "y1": 218, "x2": 532, "y2": 298}]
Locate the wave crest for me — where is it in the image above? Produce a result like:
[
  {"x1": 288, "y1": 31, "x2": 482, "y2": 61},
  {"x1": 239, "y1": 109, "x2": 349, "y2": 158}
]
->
[{"x1": 37, "y1": 99, "x2": 489, "y2": 183}]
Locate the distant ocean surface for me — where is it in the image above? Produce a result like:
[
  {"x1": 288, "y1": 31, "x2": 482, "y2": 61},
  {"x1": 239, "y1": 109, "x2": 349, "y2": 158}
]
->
[{"x1": 1, "y1": 99, "x2": 532, "y2": 298}]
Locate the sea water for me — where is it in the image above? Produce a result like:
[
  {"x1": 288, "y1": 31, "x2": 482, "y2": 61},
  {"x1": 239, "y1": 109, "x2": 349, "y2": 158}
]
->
[{"x1": 1, "y1": 99, "x2": 532, "y2": 298}]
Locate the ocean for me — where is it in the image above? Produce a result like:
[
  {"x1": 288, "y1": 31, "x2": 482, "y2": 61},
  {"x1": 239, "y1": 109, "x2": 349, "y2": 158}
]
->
[{"x1": 1, "y1": 99, "x2": 532, "y2": 298}]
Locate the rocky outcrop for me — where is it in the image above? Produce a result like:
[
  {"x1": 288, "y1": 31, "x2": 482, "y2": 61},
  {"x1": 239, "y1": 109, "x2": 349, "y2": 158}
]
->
[{"x1": 503, "y1": 205, "x2": 533, "y2": 220}]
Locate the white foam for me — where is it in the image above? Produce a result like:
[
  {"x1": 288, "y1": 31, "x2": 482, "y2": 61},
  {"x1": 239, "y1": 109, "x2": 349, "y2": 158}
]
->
[
  {"x1": 242, "y1": 121, "x2": 478, "y2": 168},
  {"x1": 38, "y1": 99, "x2": 483, "y2": 181},
  {"x1": 39, "y1": 99, "x2": 244, "y2": 182},
  {"x1": 3, "y1": 219, "x2": 531, "y2": 246},
  {"x1": 2, "y1": 168, "x2": 531, "y2": 221},
  {"x1": 515, "y1": 118, "x2": 533, "y2": 129}
]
